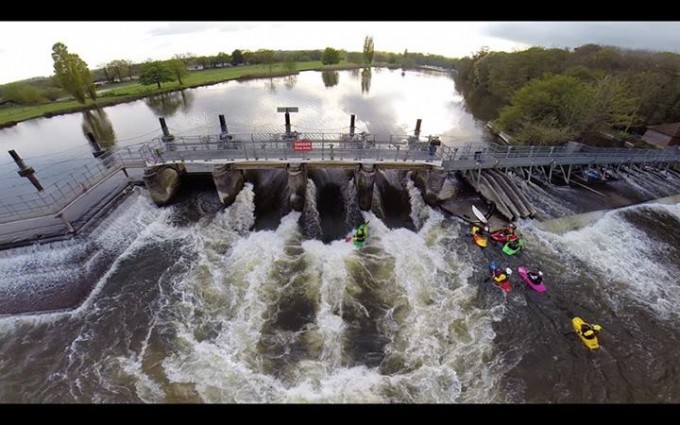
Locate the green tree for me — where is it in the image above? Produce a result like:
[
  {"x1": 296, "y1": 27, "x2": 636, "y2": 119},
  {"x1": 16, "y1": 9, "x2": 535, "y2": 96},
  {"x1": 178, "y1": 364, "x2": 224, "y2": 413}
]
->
[
  {"x1": 1, "y1": 83, "x2": 44, "y2": 104},
  {"x1": 495, "y1": 74, "x2": 586, "y2": 143},
  {"x1": 256, "y1": 49, "x2": 275, "y2": 76},
  {"x1": 363, "y1": 36, "x2": 374, "y2": 65},
  {"x1": 139, "y1": 61, "x2": 175, "y2": 89},
  {"x1": 346, "y1": 52, "x2": 363, "y2": 64},
  {"x1": 284, "y1": 59, "x2": 297, "y2": 73},
  {"x1": 321, "y1": 47, "x2": 341, "y2": 65},
  {"x1": 51, "y1": 42, "x2": 96, "y2": 104},
  {"x1": 215, "y1": 52, "x2": 230, "y2": 67},
  {"x1": 167, "y1": 59, "x2": 188, "y2": 85},
  {"x1": 231, "y1": 49, "x2": 244, "y2": 66}
]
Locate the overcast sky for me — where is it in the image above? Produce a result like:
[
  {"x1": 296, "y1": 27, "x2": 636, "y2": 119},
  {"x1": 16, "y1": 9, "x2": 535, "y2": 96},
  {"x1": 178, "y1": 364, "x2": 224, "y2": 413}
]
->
[{"x1": 1, "y1": 21, "x2": 680, "y2": 85}]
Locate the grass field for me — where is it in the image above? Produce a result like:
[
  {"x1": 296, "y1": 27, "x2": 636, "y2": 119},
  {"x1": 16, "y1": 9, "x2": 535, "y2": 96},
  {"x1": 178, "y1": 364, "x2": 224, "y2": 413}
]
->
[{"x1": 0, "y1": 61, "x2": 357, "y2": 128}]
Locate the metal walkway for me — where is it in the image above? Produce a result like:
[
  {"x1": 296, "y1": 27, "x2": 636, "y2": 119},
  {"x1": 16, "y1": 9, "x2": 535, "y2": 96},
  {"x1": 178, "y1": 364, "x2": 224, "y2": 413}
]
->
[{"x1": 2, "y1": 131, "x2": 680, "y2": 247}]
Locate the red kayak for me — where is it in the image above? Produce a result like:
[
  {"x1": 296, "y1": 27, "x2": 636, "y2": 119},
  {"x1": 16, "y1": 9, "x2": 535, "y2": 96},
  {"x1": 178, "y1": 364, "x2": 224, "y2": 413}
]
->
[{"x1": 489, "y1": 230, "x2": 520, "y2": 243}]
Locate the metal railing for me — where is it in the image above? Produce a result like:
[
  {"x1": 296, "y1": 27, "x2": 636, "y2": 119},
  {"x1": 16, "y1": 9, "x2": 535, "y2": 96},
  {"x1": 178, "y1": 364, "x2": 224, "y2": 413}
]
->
[
  {"x1": 3, "y1": 131, "x2": 680, "y2": 224},
  {"x1": 0, "y1": 150, "x2": 141, "y2": 224}
]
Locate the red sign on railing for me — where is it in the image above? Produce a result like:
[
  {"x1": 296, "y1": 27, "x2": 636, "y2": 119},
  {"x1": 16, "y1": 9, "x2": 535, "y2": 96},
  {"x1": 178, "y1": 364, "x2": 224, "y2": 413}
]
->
[{"x1": 293, "y1": 140, "x2": 313, "y2": 151}]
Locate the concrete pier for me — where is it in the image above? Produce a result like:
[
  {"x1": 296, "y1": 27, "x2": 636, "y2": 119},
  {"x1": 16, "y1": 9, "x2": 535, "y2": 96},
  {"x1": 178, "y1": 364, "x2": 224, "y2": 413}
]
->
[
  {"x1": 142, "y1": 165, "x2": 185, "y2": 205},
  {"x1": 212, "y1": 164, "x2": 245, "y2": 207},
  {"x1": 355, "y1": 163, "x2": 376, "y2": 210},
  {"x1": 287, "y1": 163, "x2": 307, "y2": 211}
]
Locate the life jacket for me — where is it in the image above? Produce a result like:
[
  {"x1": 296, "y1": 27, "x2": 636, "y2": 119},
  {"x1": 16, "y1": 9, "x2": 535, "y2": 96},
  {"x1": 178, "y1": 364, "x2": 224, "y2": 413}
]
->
[{"x1": 493, "y1": 272, "x2": 507, "y2": 283}]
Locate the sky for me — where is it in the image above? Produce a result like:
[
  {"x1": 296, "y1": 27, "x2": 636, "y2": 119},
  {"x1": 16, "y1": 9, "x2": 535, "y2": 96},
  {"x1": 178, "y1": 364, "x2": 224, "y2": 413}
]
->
[{"x1": 2, "y1": 21, "x2": 680, "y2": 85}]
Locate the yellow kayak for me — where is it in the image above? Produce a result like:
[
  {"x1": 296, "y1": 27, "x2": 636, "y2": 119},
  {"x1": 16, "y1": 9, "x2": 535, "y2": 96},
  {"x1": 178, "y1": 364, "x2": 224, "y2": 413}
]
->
[
  {"x1": 471, "y1": 226, "x2": 488, "y2": 248},
  {"x1": 572, "y1": 317, "x2": 600, "y2": 350}
]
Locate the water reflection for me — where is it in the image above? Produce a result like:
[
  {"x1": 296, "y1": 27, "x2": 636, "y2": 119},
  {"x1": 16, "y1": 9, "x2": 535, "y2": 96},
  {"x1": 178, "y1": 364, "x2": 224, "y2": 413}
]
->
[
  {"x1": 144, "y1": 90, "x2": 194, "y2": 117},
  {"x1": 81, "y1": 107, "x2": 116, "y2": 149},
  {"x1": 321, "y1": 70, "x2": 339, "y2": 88},
  {"x1": 361, "y1": 68, "x2": 372, "y2": 94},
  {"x1": 284, "y1": 75, "x2": 297, "y2": 90},
  {"x1": 350, "y1": 68, "x2": 360, "y2": 79},
  {"x1": 266, "y1": 78, "x2": 277, "y2": 94}
]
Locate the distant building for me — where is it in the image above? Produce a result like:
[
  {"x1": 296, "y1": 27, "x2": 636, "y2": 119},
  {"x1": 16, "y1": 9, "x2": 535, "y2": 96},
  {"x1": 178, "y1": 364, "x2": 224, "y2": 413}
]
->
[{"x1": 642, "y1": 123, "x2": 680, "y2": 148}]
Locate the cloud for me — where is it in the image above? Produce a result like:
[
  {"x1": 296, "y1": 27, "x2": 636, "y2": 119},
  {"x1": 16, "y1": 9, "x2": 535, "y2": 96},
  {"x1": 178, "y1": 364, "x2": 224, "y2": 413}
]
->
[
  {"x1": 483, "y1": 22, "x2": 680, "y2": 53},
  {"x1": 148, "y1": 22, "x2": 214, "y2": 36}
]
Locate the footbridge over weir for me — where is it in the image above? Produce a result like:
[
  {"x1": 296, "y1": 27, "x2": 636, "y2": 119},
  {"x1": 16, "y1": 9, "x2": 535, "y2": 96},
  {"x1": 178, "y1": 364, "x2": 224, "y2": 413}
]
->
[{"x1": 3, "y1": 132, "x2": 680, "y2": 249}]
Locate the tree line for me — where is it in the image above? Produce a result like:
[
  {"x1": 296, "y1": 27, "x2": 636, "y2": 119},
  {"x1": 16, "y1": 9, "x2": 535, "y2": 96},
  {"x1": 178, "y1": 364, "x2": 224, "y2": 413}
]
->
[
  {"x1": 454, "y1": 44, "x2": 680, "y2": 145},
  {"x1": 1, "y1": 38, "x2": 455, "y2": 107}
]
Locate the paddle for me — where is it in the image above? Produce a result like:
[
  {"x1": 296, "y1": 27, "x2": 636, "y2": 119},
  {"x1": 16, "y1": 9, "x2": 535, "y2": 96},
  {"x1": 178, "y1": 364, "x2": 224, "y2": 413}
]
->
[{"x1": 345, "y1": 220, "x2": 370, "y2": 242}]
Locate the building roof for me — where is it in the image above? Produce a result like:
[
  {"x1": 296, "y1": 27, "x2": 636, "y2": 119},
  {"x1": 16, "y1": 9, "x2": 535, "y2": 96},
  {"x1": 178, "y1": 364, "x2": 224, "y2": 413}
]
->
[{"x1": 647, "y1": 122, "x2": 680, "y2": 138}]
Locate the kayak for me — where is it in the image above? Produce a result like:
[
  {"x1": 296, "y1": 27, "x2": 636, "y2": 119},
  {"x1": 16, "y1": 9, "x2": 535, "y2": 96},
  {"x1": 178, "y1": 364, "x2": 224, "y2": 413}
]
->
[
  {"x1": 489, "y1": 230, "x2": 520, "y2": 243},
  {"x1": 353, "y1": 238, "x2": 367, "y2": 248},
  {"x1": 572, "y1": 317, "x2": 599, "y2": 350},
  {"x1": 502, "y1": 238, "x2": 524, "y2": 255},
  {"x1": 517, "y1": 267, "x2": 546, "y2": 292},
  {"x1": 472, "y1": 205, "x2": 488, "y2": 224},
  {"x1": 471, "y1": 226, "x2": 488, "y2": 247}
]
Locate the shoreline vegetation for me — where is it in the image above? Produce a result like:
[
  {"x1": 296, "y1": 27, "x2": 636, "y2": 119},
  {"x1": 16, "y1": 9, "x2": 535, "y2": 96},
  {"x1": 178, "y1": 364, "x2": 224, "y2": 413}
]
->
[
  {"x1": 453, "y1": 44, "x2": 680, "y2": 149},
  {"x1": 0, "y1": 61, "x2": 414, "y2": 129}
]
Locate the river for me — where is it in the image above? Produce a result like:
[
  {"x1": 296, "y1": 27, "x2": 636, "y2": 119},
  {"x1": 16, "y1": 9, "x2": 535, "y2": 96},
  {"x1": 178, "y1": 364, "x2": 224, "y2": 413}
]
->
[{"x1": 0, "y1": 69, "x2": 679, "y2": 403}]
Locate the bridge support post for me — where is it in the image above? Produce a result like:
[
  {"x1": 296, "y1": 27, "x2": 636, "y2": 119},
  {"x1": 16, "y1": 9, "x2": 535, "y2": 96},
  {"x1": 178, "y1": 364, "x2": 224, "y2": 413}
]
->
[
  {"x1": 548, "y1": 162, "x2": 555, "y2": 183},
  {"x1": 8, "y1": 149, "x2": 43, "y2": 192},
  {"x1": 159, "y1": 117, "x2": 175, "y2": 142},
  {"x1": 287, "y1": 162, "x2": 307, "y2": 212},
  {"x1": 527, "y1": 165, "x2": 532, "y2": 182},
  {"x1": 355, "y1": 162, "x2": 376, "y2": 211},
  {"x1": 143, "y1": 164, "x2": 185, "y2": 205},
  {"x1": 212, "y1": 164, "x2": 244, "y2": 207}
]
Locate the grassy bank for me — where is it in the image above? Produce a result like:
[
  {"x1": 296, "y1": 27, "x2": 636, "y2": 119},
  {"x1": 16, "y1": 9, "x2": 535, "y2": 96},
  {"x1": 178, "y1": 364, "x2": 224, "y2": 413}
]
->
[{"x1": 0, "y1": 61, "x2": 364, "y2": 128}]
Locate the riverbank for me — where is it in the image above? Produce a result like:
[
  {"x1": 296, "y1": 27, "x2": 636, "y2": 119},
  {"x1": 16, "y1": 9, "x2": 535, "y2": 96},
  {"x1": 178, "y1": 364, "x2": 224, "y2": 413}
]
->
[{"x1": 0, "y1": 61, "x2": 370, "y2": 129}]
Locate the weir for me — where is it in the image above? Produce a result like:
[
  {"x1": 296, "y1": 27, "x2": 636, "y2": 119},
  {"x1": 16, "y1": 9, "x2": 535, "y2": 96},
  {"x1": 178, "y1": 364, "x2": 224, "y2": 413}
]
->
[{"x1": 2, "y1": 114, "x2": 680, "y2": 249}]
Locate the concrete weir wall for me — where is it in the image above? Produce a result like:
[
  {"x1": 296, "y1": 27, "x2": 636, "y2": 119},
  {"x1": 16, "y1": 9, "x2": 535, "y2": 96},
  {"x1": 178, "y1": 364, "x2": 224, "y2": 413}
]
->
[
  {"x1": 288, "y1": 163, "x2": 307, "y2": 211},
  {"x1": 413, "y1": 168, "x2": 449, "y2": 206},
  {"x1": 142, "y1": 165, "x2": 185, "y2": 205},
  {"x1": 212, "y1": 164, "x2": 245, "y2": 207},
  {"x1": 355, "y1": 163, "x2": 376, "y2": 211}
]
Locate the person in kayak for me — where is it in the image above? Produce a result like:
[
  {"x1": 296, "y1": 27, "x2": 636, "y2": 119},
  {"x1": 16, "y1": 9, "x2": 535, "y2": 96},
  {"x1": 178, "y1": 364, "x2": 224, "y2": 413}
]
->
[
  {"x1": 507, "y1": 238, "x2": 522, "y2": 251},
  {"x1": 527, "y1": 270, "x2": 543, "y2": 284},
  {"x1": 489, "y1": 262, "x2": 510, "y2": 286},
  {"x1": 580, "y1": 322, "x2": 602, "y2": 340},
  {"x1": 353, "y1": 221, "x2": 368, "y2": 244},
  {"x1": 503, "y1": 223, "x2": 517, "y2": 238}
]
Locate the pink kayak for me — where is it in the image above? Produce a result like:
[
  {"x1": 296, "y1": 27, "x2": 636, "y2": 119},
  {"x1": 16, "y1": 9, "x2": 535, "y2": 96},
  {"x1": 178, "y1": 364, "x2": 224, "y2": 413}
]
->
[{"x1": 517, "y1": 267, "x2": 547, "y2": 293}]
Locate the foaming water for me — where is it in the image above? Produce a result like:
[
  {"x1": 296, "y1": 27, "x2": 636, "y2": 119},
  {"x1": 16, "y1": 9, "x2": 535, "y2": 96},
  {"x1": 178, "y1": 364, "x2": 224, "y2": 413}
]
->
[{"x1": 2, "y1": 178, "x2": 680, "y2": 402}]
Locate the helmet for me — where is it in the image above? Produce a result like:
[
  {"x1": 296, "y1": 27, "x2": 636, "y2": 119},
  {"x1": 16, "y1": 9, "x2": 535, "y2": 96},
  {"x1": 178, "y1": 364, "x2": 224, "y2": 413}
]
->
[
  {"x1": 538, "y1": 271, "x2": 543, "y2": 276},
  {"x1": 507, "y1": 223, "x2": 516, "y2": 229},
  {"x1": 489, "y1": 261, "x2": 498, "y2": 271},
  {"x1": 584, "y1": 330, "x2": 594, "y2": 337},
  {"x1": 593, "y1": 325, "x2": 602, "y2": 331}
]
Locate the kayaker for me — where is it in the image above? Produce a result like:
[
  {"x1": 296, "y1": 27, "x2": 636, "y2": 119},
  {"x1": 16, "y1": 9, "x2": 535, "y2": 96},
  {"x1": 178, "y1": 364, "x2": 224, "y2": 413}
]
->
[
  {"x1": 490, "y1": 263, "x2": 508, "y2": 285},
  {"x1": 580, "y1": 322, "x2": 602, "y2": 340},
  {"x1": 528, "y1": 270, "x2": 543, "y2": 284},
  {"x1": 507, "y1": 238, "x2": 522, "y2": 251},
  {"x1": 503, "y1": 223, "x2": 517, "y2": 238},
  {"x1": 353, "y1": 221, "x2": 368, "y2": 243}
]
